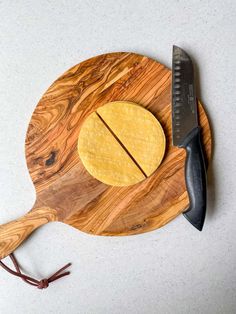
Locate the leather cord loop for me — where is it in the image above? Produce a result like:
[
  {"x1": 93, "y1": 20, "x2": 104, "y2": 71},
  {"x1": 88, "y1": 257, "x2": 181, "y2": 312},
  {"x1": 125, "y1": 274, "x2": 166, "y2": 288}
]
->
[{"x1": 0, "y1": 253, "x2": 71, "y2": 289}]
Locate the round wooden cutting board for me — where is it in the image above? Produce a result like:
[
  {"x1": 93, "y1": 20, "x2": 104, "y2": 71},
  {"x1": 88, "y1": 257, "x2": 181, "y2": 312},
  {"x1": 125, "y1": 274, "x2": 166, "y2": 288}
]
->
[{"x1": 26, "y1": 52, "x2": 212, "y2": 236}]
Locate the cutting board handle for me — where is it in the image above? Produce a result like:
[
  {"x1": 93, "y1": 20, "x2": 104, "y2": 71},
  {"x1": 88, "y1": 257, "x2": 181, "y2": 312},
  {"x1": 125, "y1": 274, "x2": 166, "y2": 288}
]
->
[{"x1": 0, "y1": 207, "x2": 57, "y2": 260}]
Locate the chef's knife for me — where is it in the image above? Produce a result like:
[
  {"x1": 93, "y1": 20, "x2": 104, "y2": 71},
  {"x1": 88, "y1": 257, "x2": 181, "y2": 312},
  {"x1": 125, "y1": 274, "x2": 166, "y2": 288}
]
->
[{"x1": 172, "y1": 45, "x2": 207, "y2": 231}]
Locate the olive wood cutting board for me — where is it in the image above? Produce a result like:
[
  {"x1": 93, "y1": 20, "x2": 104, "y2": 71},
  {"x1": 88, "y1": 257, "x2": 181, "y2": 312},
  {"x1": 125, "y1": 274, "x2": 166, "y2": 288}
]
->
[{"x1": 0, "y1": 52, "x2": 212, "y2": 259}]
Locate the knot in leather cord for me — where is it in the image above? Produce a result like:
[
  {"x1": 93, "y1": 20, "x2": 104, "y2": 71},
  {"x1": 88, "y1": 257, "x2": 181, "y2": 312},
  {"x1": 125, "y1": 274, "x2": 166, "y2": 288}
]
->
[
  {"x1": 38, "y1": 279, "x2": 49, "y2": 289},
  {"x1": 0, "y1": 253, "x2": 71, "y2": 289}
]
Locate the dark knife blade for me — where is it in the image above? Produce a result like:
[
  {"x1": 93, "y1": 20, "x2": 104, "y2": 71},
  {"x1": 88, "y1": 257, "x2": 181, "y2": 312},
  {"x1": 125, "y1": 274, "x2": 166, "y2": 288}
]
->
[
  {"x1": 172, "y1": 46, "x2": 198, "y2": 145},
  {"x1": 172, "y1": 45, "x2": 207, "y2": 231}
]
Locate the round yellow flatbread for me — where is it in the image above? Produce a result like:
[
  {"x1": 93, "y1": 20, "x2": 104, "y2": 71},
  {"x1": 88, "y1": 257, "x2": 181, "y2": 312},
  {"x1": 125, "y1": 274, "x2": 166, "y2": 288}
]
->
[{"x1": 78, "y1": 101, "x2": 166, "y2": 186}]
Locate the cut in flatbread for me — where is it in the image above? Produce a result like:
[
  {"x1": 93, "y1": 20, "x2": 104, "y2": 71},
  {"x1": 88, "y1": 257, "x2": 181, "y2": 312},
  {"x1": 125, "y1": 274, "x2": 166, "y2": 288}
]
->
[
  {"x1": 97, "y1": 101, "x2": 166, "y2": 177},
  {"x1": 78, "y1": 111, "x2": 146, "y2": 186}
]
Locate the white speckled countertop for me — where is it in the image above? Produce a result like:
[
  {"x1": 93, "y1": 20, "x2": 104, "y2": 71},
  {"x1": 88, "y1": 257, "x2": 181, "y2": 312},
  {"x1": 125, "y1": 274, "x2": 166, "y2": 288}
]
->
[{"x1": 0, "y1": 1, "x2": 236, "y2": 313}]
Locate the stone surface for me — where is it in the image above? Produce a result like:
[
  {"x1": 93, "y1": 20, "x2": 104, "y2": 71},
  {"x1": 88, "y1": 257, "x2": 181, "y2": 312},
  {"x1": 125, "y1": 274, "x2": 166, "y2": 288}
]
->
[{"x1": 0, "y1": 1, "x2": 236, "y2": 313}]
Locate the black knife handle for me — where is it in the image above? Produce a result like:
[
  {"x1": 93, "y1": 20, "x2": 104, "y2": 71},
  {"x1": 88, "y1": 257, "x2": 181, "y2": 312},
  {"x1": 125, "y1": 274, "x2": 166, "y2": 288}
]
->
[{"x1": 180, "y1": 126, "x2": 207, "y2": 231}]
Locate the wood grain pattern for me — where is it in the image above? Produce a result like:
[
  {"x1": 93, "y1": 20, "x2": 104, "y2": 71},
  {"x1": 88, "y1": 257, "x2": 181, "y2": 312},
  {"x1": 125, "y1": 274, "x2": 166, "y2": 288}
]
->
[
  {"x1": 0, "y1": 52, "x2": 212, "y2": 259},
  {"x1": 0, "y1": 207, "x2": 57, "y2": 259}
]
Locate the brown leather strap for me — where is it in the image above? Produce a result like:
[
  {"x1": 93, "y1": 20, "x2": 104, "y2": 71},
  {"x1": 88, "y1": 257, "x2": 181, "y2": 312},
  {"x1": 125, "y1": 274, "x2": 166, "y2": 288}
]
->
[{"x1": 0, "y1": 253, "x2": 71, "y2": 289}]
